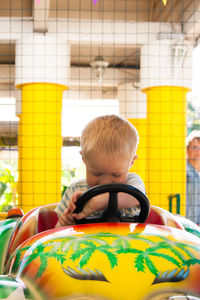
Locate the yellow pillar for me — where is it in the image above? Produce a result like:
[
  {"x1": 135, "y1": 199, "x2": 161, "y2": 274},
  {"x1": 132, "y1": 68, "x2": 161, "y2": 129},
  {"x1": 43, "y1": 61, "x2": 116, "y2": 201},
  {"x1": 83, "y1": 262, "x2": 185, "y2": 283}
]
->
[
  {"x1": 139, "y1": 39, "x2": 192, "y2": 215},
  {"x1": 15, "y1": 34, "x2": 70, "y2": 213},
  {"x1": 143, "y1": 86, "x2": 189, "y2": 215},
  {"x1": 17, "y1": 84, "x2": 66, "y2": 212}
]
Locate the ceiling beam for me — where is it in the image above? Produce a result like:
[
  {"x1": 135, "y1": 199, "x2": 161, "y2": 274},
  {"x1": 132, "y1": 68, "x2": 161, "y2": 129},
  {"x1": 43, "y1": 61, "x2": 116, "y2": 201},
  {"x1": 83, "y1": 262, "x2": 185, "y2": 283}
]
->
[
  {"x1": 48, "y1": 20, "x2": 181, "y2": 46},
  {"x1": 0, "y1": 18, "x2": 181, "y2": 46},
  {"x1": 33, "y1": 0, "x2": 50, "y2": 33},
  {"x1": 0, "y1": 64, "x2": 139, "y2": 89}
]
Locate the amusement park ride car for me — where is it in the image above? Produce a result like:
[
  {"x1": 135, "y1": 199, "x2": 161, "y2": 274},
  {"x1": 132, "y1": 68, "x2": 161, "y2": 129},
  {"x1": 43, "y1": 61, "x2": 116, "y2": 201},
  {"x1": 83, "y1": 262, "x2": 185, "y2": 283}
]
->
[{"x1": 1, "y1": 183, "x2": 200, "y2": 300}]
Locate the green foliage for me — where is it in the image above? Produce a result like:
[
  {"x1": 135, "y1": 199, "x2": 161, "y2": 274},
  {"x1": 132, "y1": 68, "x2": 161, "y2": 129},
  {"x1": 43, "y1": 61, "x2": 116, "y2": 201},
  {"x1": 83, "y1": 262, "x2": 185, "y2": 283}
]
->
[
  {"x1": 187, "y1": 100, "x2": 200, "y2": 134},
  {"x1": 0, "y1": 161, "x2": 18, "y2": 212},
  {"x1": 61, "y1": 168, "x2": 76, "y2": 193},
  {"x1": 0, "y1": 149, "x2": 84, "y2": 211},
  {"x1": 0, "y1": 182, "x2": 7, "y2": 198},
  {"x1": 61, "y1": 150, "x2": 85, "y2": 195}
]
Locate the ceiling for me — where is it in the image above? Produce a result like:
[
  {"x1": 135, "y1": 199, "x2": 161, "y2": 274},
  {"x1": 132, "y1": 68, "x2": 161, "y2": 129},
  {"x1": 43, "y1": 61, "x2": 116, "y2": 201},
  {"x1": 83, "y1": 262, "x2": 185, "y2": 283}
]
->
[
  {"x1": 0, "y1": 0, "x2": 200, "y2": 142},
  {"x1": 0, "y1": 0, "x2": 196, "y2": 22},
  {"x1": 0, "y1": 0, "x2": 199, "y2": 68}
]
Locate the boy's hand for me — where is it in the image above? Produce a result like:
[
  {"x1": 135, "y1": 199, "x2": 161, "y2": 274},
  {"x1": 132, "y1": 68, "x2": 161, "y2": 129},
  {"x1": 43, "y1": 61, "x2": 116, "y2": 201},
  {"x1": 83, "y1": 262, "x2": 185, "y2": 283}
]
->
[
  {"x1": 68, "y1": 191, "x2": 84, "y2": 212},
  {"x1": 55, "y1": 191, "x2": 84, "y2": 227},
  {"x1": 69, "y1": 190, "x2": 97, "y2": 220},
  {"x1": 55, "y1": 208, "x2": 76, "y2": 227},
  {"x1": 72, "y1": 194, "x2": 108, "y2": 221}
]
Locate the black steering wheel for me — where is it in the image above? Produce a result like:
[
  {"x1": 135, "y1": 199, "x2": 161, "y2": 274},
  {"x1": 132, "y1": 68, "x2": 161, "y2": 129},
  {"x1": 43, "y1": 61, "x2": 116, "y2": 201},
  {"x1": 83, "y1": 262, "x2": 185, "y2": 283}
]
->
[{"x1": 74, "y1": 183, "x2": 150, "y2": 224}]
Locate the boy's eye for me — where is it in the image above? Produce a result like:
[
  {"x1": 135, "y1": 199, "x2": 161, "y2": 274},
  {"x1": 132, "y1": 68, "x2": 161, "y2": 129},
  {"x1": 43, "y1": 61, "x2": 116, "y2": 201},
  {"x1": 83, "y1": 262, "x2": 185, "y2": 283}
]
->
[
  {"x1": 113, "y1": 174, "x2": 121, "y2": 178},
  {"x1": 93, "y1": 172, "x2": 102, "y2": 177}
]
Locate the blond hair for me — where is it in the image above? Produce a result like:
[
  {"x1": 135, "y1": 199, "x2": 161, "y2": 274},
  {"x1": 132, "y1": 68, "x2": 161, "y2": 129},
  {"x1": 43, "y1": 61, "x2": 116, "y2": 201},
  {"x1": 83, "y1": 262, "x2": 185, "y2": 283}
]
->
[{"x1": 80, "y1": 115, "x2": 139, "y2": 160}]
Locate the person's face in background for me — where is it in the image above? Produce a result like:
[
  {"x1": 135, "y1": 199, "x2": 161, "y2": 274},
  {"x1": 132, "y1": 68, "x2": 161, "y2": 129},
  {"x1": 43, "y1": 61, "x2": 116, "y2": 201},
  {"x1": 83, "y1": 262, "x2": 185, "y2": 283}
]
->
[{"x1": 187, "y1": 138, "x2": 200, "y2": 162}]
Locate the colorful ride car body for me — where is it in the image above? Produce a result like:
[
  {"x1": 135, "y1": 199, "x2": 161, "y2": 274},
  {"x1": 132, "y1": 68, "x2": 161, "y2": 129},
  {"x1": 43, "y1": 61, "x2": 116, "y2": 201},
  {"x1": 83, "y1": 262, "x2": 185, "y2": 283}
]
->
[{"x1": 1, "y1": 199, "x2": 200, "y2": 299}]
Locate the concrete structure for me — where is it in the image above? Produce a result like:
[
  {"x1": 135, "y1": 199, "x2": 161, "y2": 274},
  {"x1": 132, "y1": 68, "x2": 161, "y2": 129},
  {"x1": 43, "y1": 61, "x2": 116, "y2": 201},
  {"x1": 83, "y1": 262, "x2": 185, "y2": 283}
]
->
[{"x1": 0, "y1": 0, "x2": 200, "y2": 213}]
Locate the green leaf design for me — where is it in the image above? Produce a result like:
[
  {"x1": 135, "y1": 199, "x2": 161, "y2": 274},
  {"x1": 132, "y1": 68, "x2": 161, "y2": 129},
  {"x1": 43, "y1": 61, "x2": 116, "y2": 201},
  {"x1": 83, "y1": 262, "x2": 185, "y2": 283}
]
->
[
  {"x1": 72, "y1": 240, "x2": 97, "y2": 252},
  {"x1": 145, "y1": 255, "x2": 158, "y2": 276},
  {"x1": 70, "y1": 248, "x2": 89, "y2": 261},
  {"x1": 22, "y1": 253, "x2": 39, "y2": 270},
  {"x1": 112, "y1": 238, "x2": 131, "y2": 249},
  {"x1": 49, "y1": 252, "x2": 66, "y2": 265},
  {"x1": 90, "y1": 232, "x2": 120, "y2": 239},
  {"x1": 176, "y1": 243, "x2": 200, "y2": 258},
  {"x1": 183, "y1": 258, "x2": 200, "y2": 267},
  {"x1": 127, "y1": 233, "x2": 155, "y2": 246},
  {"x1": 163, "y1": 243, "x2": 188, "y2": 263},
  {"x1": 115, "y1": 247, "x2": 142, "y2": 255},
  {"x1": 59, "y1": 237, "x2": 77, "y2": 252},
  {"x1": 98, "y1": 246, "x2": 118, "y2": 268},
  {"x1": 184, "y1": 227, "x2": 200, "y2": 239},
  {"x1": 134, "y1": 254, "x2": 146, "y2": 272},
  {"x1": 10, "y1": 231, "x2": 200, "y2": 281},
  {"x1": 11, "y1": 246, "x2": 31, "y2": 273},
  {"x1": 35, "y1": 244, "x2": 46, "y2": 254},
  {"x1": 36, "y1": 255, "x2": 48, "y2": 278},
  {"x1": 149, "y1": 252, "x2": 181, "y2": 268},
  {"x1": 12, "y1": 251, "x2": 22, "y2": 273},
  {"x1": 79, "y1": 248, "x2": 96, "y2": 268}
]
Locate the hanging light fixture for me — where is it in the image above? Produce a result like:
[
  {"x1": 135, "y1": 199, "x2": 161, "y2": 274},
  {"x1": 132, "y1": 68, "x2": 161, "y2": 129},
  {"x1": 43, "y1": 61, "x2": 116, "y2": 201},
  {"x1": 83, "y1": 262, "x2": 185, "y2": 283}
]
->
[
  {"x1": 91, "y1": 0, "x2": 109, "y2": 85},
  {"x1": 171, "y1": 43, "x2": 188, "y2": 69},
  {"x1": 162, "y1": 0, "x2": 168, "y2": 5},
  {"x1": 90, "y1": 55, "x2": 109, "y2": 85}
]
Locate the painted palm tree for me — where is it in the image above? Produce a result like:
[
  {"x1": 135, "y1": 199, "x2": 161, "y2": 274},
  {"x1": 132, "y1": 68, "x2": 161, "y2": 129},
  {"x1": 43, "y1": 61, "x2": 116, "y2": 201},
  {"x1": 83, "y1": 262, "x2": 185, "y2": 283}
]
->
[{"x1": 11, "y1": 232, "x2": 200, "y2": 284}]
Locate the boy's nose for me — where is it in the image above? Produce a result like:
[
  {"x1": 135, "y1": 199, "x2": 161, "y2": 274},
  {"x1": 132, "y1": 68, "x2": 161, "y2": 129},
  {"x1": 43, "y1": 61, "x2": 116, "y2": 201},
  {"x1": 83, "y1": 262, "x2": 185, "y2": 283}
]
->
[{"x1": 99, "y1": 177, "x2": 112, "y2": 185}]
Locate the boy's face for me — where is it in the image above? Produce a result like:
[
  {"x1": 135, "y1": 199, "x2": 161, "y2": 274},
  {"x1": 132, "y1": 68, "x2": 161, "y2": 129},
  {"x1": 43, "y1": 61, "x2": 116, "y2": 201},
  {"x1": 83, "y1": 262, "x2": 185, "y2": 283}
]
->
[{"x1": 83, "y1": 153, "x2": 136, "y2": 187}]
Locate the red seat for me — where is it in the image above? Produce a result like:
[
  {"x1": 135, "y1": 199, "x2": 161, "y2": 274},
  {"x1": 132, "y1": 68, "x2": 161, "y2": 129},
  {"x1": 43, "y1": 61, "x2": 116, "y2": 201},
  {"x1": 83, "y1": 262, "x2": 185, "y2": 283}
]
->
[
  {"x1": 7, "y1": 204, "x2": 58, "y2": 259},
  {"x1": 144, "y1": 205, "x2": 183, "y2": 229},
  {"x1": 144, "y1": 206, "x2": 165, "y2": 226},
  {"x1": 38, "y1": 209, "x2": 59, "y2": 233}
]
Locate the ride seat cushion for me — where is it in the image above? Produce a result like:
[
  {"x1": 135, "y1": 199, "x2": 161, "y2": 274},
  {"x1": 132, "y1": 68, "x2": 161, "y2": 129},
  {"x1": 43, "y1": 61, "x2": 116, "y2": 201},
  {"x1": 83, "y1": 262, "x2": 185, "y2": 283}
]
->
[
  {"x1": 38, "y1": 210, "x2": 59, "y2": 233},
  {"x1": 144, "y1": 207, "x2": 165, "y2": 226}
]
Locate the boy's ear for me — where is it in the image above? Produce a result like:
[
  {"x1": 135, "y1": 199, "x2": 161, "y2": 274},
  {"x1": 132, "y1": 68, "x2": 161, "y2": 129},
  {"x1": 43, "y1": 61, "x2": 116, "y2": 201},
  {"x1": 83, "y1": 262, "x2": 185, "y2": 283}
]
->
[
  {"x1": 130, "y1": 155, "x2": 138, "y2": 167},
  {"x1": 80, "y1": 151, "x2": 85, "y2": 163}
]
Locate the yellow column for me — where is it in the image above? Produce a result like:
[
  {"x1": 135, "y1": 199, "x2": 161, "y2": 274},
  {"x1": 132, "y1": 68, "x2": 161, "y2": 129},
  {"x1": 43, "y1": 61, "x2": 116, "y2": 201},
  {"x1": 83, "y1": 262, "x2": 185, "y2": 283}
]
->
[
  {"x1": 140, "y1": 39, "x2": 192, "y2": 215},
  {"x1": 15, "y1": 34, "x2": 70, "y2": 213},
  {"x1": 17, "y1": 83, "x2": 66, "y2": 212},
  {"x1": 143, "y1": 86, "x2": 189, "y2": 215}
]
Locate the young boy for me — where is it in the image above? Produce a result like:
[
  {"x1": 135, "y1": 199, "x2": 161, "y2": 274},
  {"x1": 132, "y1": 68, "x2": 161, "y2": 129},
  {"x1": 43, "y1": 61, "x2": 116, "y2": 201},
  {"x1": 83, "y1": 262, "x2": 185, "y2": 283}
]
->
[{"x1": 55, "y1": 114, "x2": 145, "y2": 227}]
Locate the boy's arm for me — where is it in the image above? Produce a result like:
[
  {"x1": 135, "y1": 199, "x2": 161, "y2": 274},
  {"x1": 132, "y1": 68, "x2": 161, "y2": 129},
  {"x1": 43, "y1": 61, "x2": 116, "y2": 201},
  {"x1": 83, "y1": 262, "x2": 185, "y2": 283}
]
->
[
  {"x1": 73, "y1": 174, "x2": 145, "y2": 220},
  {"x1": 72, "y1": 192, "x2": 140, "y2": 220},
  {"x1": 55, "y1": 208, "x2": 76, "y2": 227},
  {"x1": 56, "y1": 174, "x2": 145, "y2": 222}
]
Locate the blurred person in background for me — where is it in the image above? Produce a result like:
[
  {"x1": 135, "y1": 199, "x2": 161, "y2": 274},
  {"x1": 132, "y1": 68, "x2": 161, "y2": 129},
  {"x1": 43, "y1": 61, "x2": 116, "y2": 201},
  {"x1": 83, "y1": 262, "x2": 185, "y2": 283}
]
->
[{"x1": 186, "y1": 130, "x2": 200, "y2": 224}]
